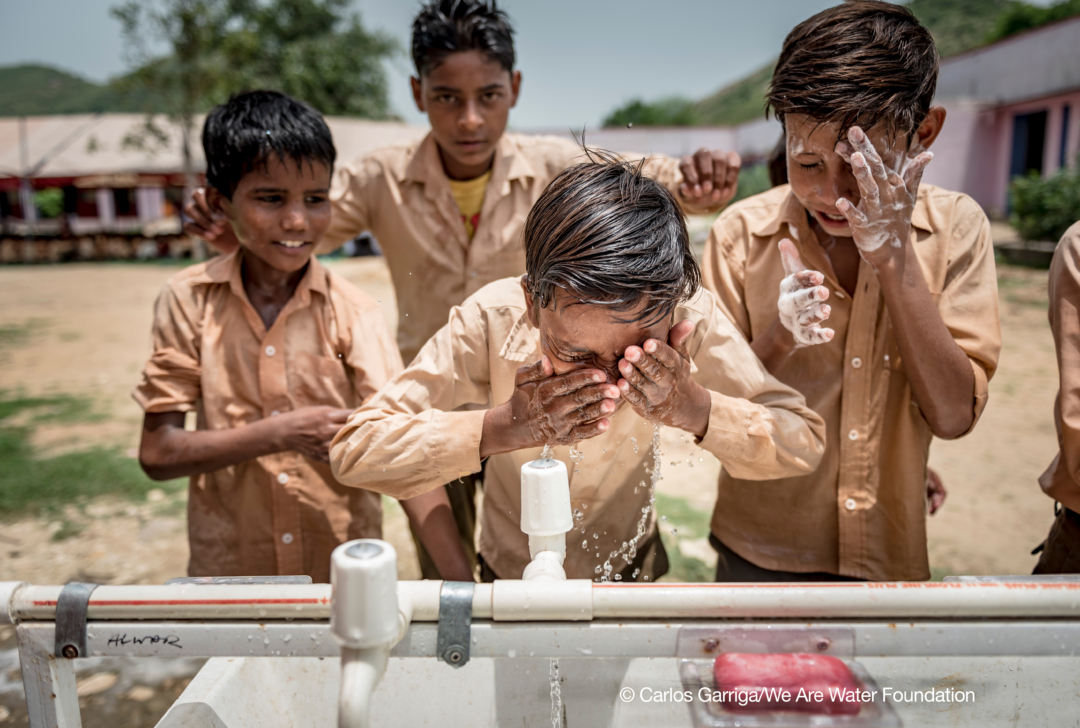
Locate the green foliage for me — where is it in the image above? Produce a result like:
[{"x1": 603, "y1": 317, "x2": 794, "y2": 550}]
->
[
  {"x1": 731, "y1": 163, "x2": 772, "y2": 205},
  {"x1": 907, "y1": 0, "x2": 1014, "y2": 57},
  {"x1": 0, "y1": 65, "x2": 150, "y2": 116},
  {"x1": 33, "y1": 188, "x2": 64, "y2": 219},
  {"x1": 0, "y1": 391, "x2": 183, "y2": 518},
  {"x1": 602, "y1": 97, "x2": 701, "y2": 128},
  {"x1": 1010, "y1": 166, "x2": 1080, "y2": 243},
  {"x1": 654, "y1": 492, "x2": 713, "y2": 583},
  {"x1": 985, "y1": 0, "x2": 1080, "y2": 43},
  {"x1": 692, "y1": 63, "x2": 775, "y2": 128}
]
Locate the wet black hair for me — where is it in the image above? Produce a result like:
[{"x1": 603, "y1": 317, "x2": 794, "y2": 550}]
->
[
  {"x1": 524, "y1": 150, "x2": 699, "y2": 327},
  {"x1": 202, "y1": 90, "x2": 336, "y2": 199},
  {"x1": 411, "y1": 0, "x2": 515, "y2": 77}
]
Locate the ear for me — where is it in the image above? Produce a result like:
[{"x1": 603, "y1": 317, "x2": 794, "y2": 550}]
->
[
  {"x1": 913, "y1": 106, "x2": 946, "y2": 153},
  {"x1": 521, "y1": 275, "x2": 539, "y2": 328},
  {"x1": 205, "y1": 186, "x2": 230, "y2": 217},
  {"x1": 410, "y1": 76, "x2": 425, "y2": 113},
  {"x1": 509, "y1": 70, "x2": 522, "y2": 108}
]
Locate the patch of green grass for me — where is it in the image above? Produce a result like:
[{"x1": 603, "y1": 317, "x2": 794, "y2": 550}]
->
[
  {"x1": 0, "y1": 322, "x2": 33, "y2": 351},
  {"x1": 655, "y1": 493, "x2": 714, "y2": 582},
  {"x1": 0, "y1": 391, "x2": 183, "y2": 518},
  {"x1": 661, "y1": 532, "x2": 715, "y2": 582},
  {"x1": 51, "y1": 519, "x2": 86, "y2": 541}
]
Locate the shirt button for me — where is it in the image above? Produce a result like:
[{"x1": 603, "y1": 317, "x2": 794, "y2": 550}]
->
[
  {"x1": 277, "y1": 472, "x2": 289, "y2": 485},
  {"x1": 468, "y1": 270, "x2": 478, "y2": 279},
  {"x1": 845, "y1": 498, "x2": 857, "y2": 511},
  {"x1": 281, "y1": 532, "x2": 294, "y2": 545},
  {"x1": 834, "y1": 290, "x2": 846, "y2": 299},
  {"x1": 265, "y1": 345, "x2": 276, "y2": 357},
  {"x1": 848, "y1": 429, "x2": 859, "y2": 441},
  {"x1": 271, "y1": 410, "x2": 280, "y2": 417},
  {"x1": 851, "y1": 357, "x2": 863, "y2": 369}
]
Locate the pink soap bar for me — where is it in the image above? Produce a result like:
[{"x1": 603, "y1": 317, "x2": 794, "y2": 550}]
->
[{"x1": 713, "y1": 653, "x2": 862, "y2": 715}]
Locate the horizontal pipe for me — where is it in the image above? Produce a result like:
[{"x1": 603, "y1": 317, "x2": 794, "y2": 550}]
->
[{"x1": 7, "y1": 580, "x2": 1080, "y2": 623}]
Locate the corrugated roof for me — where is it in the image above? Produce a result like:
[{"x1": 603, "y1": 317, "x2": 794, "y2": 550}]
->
[{"x1": 0, "y1": 114, "x2": 429, "y2": 182}]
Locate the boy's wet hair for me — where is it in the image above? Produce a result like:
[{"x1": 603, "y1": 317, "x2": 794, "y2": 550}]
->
[
  {"x1": 767, "y1": 0, "x2": 939, "y2": 142},
  {"x1": 203, "y1": 90, "x2": 336, "y2": 199},
  {"x1": 524, "y1": 150, "x2": 699, "y2": 328},
  {"x1": 412, "y1": 0, "x2": 515, "y2": 77}
]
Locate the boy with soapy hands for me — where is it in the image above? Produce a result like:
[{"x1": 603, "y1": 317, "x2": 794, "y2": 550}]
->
[{"x1": 702, "y1": 1, "x2": 1001, "y2": 582}]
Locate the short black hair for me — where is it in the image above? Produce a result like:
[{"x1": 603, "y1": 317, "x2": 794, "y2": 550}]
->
[
  {"x1": 411, "y1": 0, "x2": 515, "y2": 77},
  {"x1": 768, "y1": 0, "x2": 939, "y2": 143},
  {"x1": 202, "y1": 90, "x2": 336, "y2": 199},
  {"x1": 524, "y1": 150, "x2": 699, "y2": 328}
]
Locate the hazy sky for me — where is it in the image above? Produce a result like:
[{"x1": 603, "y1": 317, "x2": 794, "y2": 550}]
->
[{"x1": 0, "y1": 0, "x2": 1060, "y2": 128}]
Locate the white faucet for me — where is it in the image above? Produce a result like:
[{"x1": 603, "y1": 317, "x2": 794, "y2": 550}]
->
[
  {"x1": 520, "y1": 457, "x2": 574, "y2": 581},
  {"x1": 331, "y1": 539, "x2": 410, "y2": 728}
]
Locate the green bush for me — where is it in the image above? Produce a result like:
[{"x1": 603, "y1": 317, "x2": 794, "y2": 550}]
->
[
  {"x1": 34, "y1": 188, "x2": 64, "y2": 219},
  {"x1": 1010, "y1": 166, "x2": 1080, "y2": 242},
  {"x1": 602, "y1": 97, "x2": 701, "y2": 128}
]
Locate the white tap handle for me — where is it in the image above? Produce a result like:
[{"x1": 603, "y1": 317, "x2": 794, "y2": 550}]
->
[
  {"x1": 331, "y1": 539, "x2": 399, "y2": 649},
  {"x1": 520, "y1": 458, "x2": 573, "y2": 537}
]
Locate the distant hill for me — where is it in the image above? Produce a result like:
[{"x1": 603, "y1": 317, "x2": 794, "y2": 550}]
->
[
  {"x1": 0, "y1": 64, "x2": 150, "y2": 116},
  {"x1": 609, "y1": 0, "x2": 1070, "y2": 129}
]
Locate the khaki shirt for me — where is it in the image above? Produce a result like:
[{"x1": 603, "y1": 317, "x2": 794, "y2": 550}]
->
[
  {"x1": 702, "y1": 185, "x2": 1001, "y2": 581},
  {"x1": 321, "y1": 132, "x2": 714, "y2": 364},
  {"x1": 330, "y1": 278, "x2": 825, "y2": 580},
  {"x1": 133, "y1": 252, "x2": 401, "y2": 582},
  {"x1": 1039, "y1": 221, "x2": 1080, "y2": 514}
]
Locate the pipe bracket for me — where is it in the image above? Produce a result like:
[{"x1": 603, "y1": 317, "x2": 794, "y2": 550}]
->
[
  {"x1": 54, "y1": 582, "x2": 98, "y2": 658},
  {"x1": 437, "y1": 581, "x2": 475, "y2": 669}
]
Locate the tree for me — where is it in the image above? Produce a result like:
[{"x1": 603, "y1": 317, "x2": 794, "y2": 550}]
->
[{"x1": 602, "y1": 97, "x2": 700, "y2": 128}]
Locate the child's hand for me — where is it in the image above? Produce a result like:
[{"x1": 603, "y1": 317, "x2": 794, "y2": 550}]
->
[
  {"x1": 777, "y1": 238, "x2": 834, "y2": 347},
  {"x1": 505, "y1": 356, "x2": 621, "y2": 447},
  {"x1": 617, "y1": 320, "x2": 711, "y2": 439},
  {"x1": 183, "y1": 187, "x2": 241, "y2": 254},
  {"x1": 278, "y1": 406, "x2": 353, "y2": 463},
  {"x1": 679, "y1": 149, "x2": 741, "y2": 209},
  {"x1": 834, "y1": 126, "x2": 933, "y2": 267},
  {"x1": 926, "y1": 467, "x2": 947, "y2": 516}
]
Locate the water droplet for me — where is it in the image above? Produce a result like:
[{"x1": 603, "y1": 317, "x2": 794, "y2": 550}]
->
[
  {"x1": 582, "y1": 540, "x2": 588, "y2": 549},
  {"x1": 661, "y1": 515, "x2": 667, "y2": 521}
]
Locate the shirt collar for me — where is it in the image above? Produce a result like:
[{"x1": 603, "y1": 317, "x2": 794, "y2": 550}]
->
[
  {"x1": 402, "y1": 132, "x2": 536, "y2": 189},
  {"x1": 499, "y1": 306, "x2": 541, "y2": 363},
  {"x1": 751, "y1": 185, "x2": 936, "y2": 239},
  {"x1": 199, "y1": 249, "x2": 328, "y2": 305}
]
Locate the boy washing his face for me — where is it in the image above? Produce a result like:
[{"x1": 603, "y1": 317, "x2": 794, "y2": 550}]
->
[
  {"x1": 135, "y1": 91, "x2": 471, "y2": 582},
  {"x1": 702, "y1": 1, "x2": 1001, "y2": 582},
  {"x1": 185, "y1": 0, "x2": 742, "y2": 580},
  {"x1": 330, "y1": 153, "x2": 825, "y2": 582}
]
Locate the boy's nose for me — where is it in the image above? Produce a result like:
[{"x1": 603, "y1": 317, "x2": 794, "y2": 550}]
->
[
  {"x1": 458, "y1": 100, "x2": 483, "y2": 132},
  {"x1": 281, "y1": 205, "x2": 309, "y2": 231}
]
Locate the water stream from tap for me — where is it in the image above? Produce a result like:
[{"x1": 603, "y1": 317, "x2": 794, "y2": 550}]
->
[
  {"x1": 597, "y1": 423, "x2": 663, "y2": 581},
  {"x1": 550, "y1": 658, "x2": 562, "y2": 728}
]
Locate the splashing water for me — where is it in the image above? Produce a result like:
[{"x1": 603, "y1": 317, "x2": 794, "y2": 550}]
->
[
  {"x1": 568, "y1": 445, "x2": 585, "y2": 463},
  {"x1": 597, "y1": 424, "x2": 663, "y2": 582},
  {"x1": 540, "y1": 444, "x2": 554, "y2": 460},
  {"x1": 550, "y1": 658, "x2": 562, "y2": 728}
]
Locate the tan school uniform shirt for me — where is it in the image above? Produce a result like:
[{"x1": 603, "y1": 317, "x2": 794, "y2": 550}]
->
[
  {"x1": 132, "y1": 251, "x2": 402, "y2": 582},
  {"x1": 320, "y1": 132, "x2": 719, "y2": 364},
  {"x1": 330, "y1": 277, "x2": 826, "y2": 580},
  {"x1": 1038, "y1": 221, "x2": 1080, "y2": 514},
  {"x1": 702, "y1": 184, "x2": 1001, "y2": 581}
]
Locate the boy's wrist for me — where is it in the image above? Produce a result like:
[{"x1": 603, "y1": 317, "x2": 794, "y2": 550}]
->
[{"x1": 481, "y1": 402, "x2": 523, "y2": 457}]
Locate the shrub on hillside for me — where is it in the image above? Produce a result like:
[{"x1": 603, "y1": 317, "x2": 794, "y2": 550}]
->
[{"x1": 1010, "y1": 165, "x2": 1080, "y2": 242}]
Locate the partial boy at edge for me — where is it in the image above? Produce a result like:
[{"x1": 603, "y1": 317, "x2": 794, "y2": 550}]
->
[
  {"x1": 134, "y1": 91, "x2": 471, "y2": 583},
  {"x1": 329, "y1": 153, "x2": 826, "y2": 583},
  {"x1": 701, "y1": 1, "x2": 1001, "y2": 582},
  {"x1": 1033, "y1": 220, "x2": 1080, "y2": 574},
  {"x1": 186, "y1": 0, "x2": 742, "y2": 581}
]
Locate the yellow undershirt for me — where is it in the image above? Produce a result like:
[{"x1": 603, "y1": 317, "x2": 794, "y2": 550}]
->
[{"x1": 448, "y1": 169, "x2": 492, "y2": 240}]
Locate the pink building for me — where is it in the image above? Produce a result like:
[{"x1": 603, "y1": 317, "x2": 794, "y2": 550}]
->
[{"x1": 923, "y1": 15, "x2": 1080, "y2": 217}]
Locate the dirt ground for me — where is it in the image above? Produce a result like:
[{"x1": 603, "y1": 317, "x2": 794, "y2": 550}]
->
[{"x1": 0, "y1": 246, "x2": 1060, "y2": 591}]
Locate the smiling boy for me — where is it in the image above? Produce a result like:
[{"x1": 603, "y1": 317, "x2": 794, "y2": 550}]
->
[
  {"x1": 135, "y1": 91, "x2": 470, "y2": 582},
  {"x1": 330, "y1": 154, "x2": 824, "y2": 582},
  {"x1": 701, "y1": 1, "x2": 1001, "y2": 582}
]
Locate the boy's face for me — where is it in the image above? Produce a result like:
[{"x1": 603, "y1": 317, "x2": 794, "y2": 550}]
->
[
  {"x1": 785, "y1": 114, "x2": 922, "y2": 238},
  {"x1": 411, "y1": 49, "x2": 521, "y2": 181},
  {"x1": 210, "y1": 155, "x2": 332, "y2": 273},
  {"x1": 522, "y1": 280, "x2": 671, "y2": 386}
]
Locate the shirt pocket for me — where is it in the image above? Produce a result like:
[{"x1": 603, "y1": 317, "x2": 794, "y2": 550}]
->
[{"x1": 292, "y1": 351, "x2": 354, "y2": 409}]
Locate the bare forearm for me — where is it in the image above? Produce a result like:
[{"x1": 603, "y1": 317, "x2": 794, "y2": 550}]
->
[
  {"x1": 400, "y1": 489, "x2": 474, "y2": 582},
  {"x1": 480, "y1": 403, "x2": 527, "y2": 458},
  {"x1": 141, "y1": 418, "x2": 284, "y2": 480},
  {"x1": 877, "y1": 245, "x2": 976, "y2": 438}
]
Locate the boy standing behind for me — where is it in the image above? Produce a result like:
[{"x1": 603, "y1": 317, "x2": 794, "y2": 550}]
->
[
  {"x1": 136, "y1": 91, "x2": 470, "y2": 583},
  {"x1": 702, "y1": 1, "x2": 1001, "y2": 582},
  {"x1": 186, "y1": 0, "x2": 742, "y2": 580}
]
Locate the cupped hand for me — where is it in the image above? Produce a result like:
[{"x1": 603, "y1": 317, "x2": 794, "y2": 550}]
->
[
  {"x1": 617, "y1": 320, "x2": 711, "y2": 438},
  {"x1": 679, "y1": 148, "x2": 741, "y2": 209},
  {"x1": 278, "y1": 406, "x2": 353, "y2": 463},
  {"x1": 506, "y1": 355, "x2": 621, "y2": 447},
  {"x1": 183, "y1": 187, "x2": 241, "y2": 254}
]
